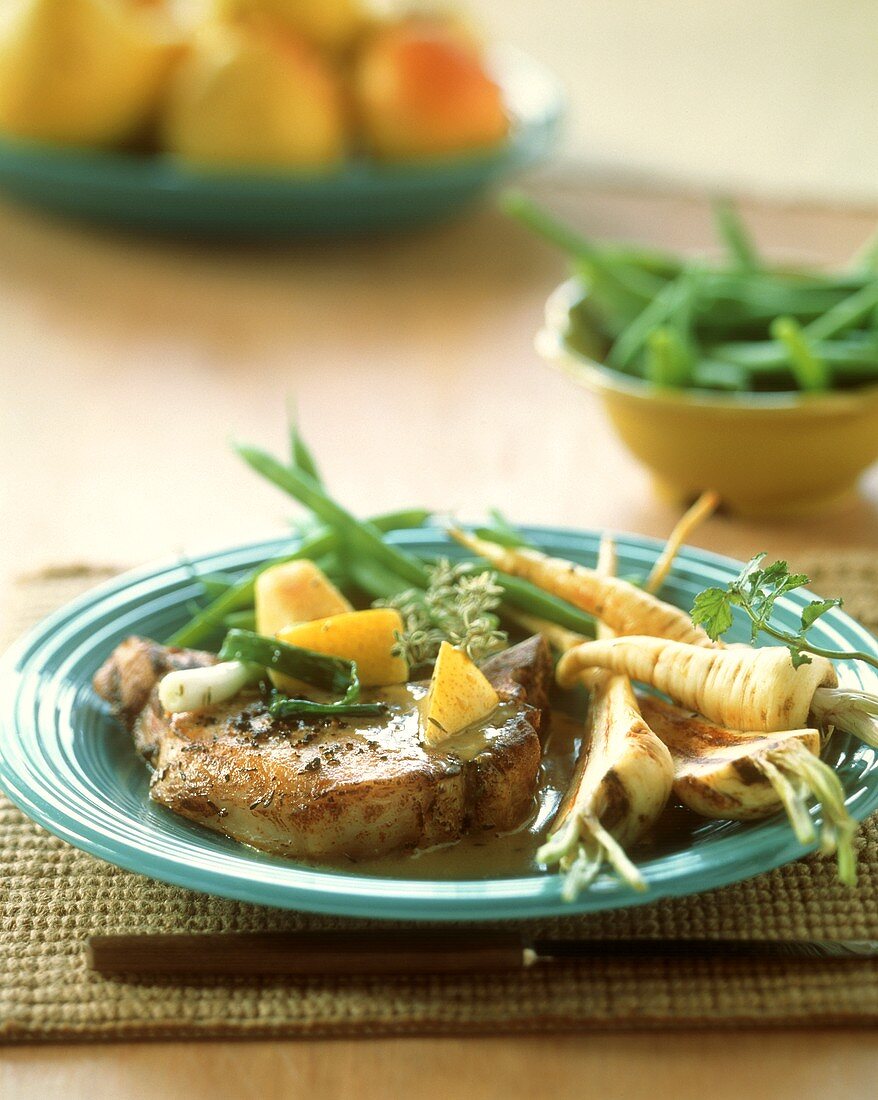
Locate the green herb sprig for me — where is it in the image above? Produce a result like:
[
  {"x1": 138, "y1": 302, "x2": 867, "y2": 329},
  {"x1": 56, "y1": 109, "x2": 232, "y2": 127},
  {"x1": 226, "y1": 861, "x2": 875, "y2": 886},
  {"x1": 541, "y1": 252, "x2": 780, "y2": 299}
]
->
[
  {"x1": 381, "y1": 558, "x2": 506, "y2": 669},
  {"x1": 691, "y1": 554, "x2": 878, "y2": 670}
]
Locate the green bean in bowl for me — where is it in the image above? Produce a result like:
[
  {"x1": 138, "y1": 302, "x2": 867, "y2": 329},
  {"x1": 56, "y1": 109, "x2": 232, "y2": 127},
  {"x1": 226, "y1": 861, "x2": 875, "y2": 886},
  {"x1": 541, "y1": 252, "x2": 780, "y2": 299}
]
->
[
  {"x1": 506, "y1": 191, "x2": 878, "y2": 395},
  {"x1": 507, "y1": 192, "x2": 878, "y2": 515}
]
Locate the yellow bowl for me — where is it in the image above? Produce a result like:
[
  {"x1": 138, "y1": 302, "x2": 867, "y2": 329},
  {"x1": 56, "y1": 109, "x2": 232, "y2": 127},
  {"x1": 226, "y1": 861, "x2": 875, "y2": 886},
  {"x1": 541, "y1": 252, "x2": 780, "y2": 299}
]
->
[{"x1": 538, "y1": 280, "x2": 878, "y2": 517}]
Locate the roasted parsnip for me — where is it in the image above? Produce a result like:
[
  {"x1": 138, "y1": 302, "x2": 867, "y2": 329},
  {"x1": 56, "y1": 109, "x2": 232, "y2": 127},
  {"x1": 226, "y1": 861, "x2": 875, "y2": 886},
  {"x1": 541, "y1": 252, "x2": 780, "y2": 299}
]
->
[
  {"x1": 536, "y1": 539, "x2": 674, "y2": 899},
  {"x1": 556, "y1": 636, "x2": 837, "y2": 732},
  {"x1": 644, "y1": 491, "x2": 721, "y2": 594},
  {"x1": 504, "y1": 492, "x2": 720, "y2": 656},
  {"x1": 450, "y1": 528, "x2": 712, "y2": 646},
  {"x1": 639, "y1": 695, "x2": 857, "y2": 884}
]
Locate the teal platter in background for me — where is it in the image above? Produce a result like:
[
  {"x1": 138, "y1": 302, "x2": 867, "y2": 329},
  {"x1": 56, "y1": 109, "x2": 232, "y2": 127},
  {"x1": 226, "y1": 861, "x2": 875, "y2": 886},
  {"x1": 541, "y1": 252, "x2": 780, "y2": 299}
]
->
[
  {"x1": 1, "y1": 525, "x2": 877, "y2": 922},
  {"x1": 0, "y1": 46, "x2": 562, "y2": 238}
]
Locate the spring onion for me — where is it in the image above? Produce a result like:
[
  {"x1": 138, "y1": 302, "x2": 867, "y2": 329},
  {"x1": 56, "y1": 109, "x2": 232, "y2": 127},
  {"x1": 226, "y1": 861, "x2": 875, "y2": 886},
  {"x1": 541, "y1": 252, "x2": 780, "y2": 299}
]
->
[
  {"x1": 159, "y1": 660, "x2": 259, "y2": 713},
  {"x1": 217, "y1": 629, "x2": 356, "y2": 695}
]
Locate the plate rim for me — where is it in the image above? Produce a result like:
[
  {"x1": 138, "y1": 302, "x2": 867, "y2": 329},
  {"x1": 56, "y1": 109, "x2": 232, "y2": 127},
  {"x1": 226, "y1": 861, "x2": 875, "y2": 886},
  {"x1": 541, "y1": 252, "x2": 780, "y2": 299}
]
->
[{"x1": 1, "y1": 524, "x2": 876, "y2": 922}]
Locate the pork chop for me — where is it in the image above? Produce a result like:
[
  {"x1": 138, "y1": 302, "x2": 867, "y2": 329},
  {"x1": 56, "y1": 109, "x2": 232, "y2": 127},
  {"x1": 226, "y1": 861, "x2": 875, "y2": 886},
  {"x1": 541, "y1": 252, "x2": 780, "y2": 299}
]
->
[{"x1": 93, "y1": 635, "x2": 552, "y2": 862}]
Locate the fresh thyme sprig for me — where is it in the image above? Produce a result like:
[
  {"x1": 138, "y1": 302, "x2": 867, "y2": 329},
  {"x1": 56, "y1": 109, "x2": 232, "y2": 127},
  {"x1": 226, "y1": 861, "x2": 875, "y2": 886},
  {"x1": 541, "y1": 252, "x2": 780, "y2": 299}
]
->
[
  {"x1": 691, "y1": 553, "x2": 878, "y2": 670},
  {"x1": 379, "y1": 558, "x2": 507, "y2": 668}
]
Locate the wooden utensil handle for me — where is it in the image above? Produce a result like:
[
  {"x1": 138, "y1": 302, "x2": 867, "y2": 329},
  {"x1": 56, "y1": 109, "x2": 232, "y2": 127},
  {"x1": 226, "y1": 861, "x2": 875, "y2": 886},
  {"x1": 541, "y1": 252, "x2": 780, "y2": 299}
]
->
[{"x1": 87, "y1": 931, "x2": 527, "y2": 977}]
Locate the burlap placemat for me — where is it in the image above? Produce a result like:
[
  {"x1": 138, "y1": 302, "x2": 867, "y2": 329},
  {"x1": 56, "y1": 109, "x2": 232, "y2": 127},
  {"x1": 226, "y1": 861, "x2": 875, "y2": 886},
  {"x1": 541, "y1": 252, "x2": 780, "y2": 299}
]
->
[{"x1": 2, "y1": 556, "x2": 878, "y2": 1043}]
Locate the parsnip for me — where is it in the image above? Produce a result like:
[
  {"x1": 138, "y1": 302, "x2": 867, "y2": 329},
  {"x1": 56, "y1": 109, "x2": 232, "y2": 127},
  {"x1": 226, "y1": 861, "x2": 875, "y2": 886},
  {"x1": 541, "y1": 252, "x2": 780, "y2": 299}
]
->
[
  {"x1": 557, "y1": 636, "x2": 837, "y2": 732},
  {"x1": 536, "y1": 539, "x2": 674, "y2": 899},
  {"x1": 639, "y1": 694, "x2": 857, "y2": 885},
  {"x1": 450, "y1": 528, "x2": 712, "y2": 646},
  {"x1": 644, "y1": 490, "x2": 720, "y2": 594},
  {"x1": 503, "y1": 492, "x2": 719, "y2": 656}
]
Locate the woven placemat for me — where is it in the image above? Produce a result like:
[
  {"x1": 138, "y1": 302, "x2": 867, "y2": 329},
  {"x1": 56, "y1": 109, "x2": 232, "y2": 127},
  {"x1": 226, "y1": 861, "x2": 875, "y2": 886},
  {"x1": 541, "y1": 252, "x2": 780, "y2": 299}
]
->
[{"x1": 2, "y1": 556, "x2": 878, "y2": 1043}]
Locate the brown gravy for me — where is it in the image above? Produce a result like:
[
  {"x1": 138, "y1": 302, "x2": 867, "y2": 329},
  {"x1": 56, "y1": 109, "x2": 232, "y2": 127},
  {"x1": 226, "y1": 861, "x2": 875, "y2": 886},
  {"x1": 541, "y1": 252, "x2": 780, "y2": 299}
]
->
[{"x1": 338, "y1": 710, "x2": 702, "y2": 881}]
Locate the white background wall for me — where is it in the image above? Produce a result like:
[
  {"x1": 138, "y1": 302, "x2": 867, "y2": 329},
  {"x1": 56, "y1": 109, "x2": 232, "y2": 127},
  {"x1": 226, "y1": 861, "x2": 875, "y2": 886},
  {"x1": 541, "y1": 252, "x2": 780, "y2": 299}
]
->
[{"x1": 472, "y1": 0, "x2": 878, "y2": 204}]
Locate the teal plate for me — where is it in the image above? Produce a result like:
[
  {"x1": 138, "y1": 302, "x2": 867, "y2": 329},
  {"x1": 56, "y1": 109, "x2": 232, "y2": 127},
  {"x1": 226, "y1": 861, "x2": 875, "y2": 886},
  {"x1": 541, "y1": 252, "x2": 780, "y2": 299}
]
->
[
  {"x1": 1, "y1": 526, "x2": 877, "y2": 921},
  {"x1": 0, "y1": 46, "x2": 561, "y2": 237}
]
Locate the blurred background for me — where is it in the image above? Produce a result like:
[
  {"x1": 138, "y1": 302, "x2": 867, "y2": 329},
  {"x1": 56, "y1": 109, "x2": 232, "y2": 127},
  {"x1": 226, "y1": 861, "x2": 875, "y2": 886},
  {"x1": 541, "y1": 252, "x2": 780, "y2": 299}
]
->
[
  {"x1": 1, "y1": 0, "x2": 877, "y2": 587},
  {"x1": 474, "y1": 0, "x2": 878, "y2": 203}
]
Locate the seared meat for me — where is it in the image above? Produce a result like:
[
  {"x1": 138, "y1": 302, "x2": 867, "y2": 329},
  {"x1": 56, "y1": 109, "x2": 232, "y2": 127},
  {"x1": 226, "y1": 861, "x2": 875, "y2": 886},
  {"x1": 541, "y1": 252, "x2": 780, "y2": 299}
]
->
[{"x1": 93, "y1": 635, "x2": 551, "y2": 861}]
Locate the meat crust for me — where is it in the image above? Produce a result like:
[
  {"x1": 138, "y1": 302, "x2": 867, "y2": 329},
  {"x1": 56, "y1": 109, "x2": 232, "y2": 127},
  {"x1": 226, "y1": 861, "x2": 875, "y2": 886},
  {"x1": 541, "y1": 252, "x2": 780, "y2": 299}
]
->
[{"x1": 93, "y1": 635, "x2": 551, "y2": 861}]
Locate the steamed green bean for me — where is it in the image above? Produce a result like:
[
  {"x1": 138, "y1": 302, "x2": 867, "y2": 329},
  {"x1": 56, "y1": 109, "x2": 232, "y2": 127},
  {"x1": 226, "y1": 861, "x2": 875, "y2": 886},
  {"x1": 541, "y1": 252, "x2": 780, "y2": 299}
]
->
[{"x1": 505, "y1": 192, "x2": 878, "y2": 395}]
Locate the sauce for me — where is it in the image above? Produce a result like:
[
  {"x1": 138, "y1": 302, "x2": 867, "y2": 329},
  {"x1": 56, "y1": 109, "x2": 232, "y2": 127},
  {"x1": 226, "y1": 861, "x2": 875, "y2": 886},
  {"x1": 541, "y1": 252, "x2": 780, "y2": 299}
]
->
[
  {"x1": 350, "y1": 710, "x2": 585, "y2": 880},
  {"x1": 346, "y1": 709, "x2": 703, "y2": 881},
  {"x1": 324, "y1": 682, "x2": 528, "y2": 764}
]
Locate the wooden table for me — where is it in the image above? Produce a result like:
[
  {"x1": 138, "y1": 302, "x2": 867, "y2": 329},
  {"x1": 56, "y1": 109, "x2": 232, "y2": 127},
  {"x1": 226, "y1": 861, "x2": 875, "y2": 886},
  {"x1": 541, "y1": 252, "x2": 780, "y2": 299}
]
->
[{"x1": 1, "y1": 178, "x2": 877, "y2": 1098}]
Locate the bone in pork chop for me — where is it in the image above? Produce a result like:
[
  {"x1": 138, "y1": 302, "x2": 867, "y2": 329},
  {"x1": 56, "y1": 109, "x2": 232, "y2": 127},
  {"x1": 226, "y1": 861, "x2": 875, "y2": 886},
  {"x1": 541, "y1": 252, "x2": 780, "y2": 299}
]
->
[{"x1": 93, "y1": 635, "x2": 551, "y2": 861}]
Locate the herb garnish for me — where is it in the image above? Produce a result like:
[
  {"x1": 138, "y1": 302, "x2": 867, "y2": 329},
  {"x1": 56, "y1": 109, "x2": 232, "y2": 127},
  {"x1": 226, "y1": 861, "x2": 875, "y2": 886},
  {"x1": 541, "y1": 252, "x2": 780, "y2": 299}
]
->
[
  {"x1": 380, "y1": 558, "x2": 506, "y2": 668},
  {"x1": 691, "y1": 553, "x2": 878, "y2": 670}
]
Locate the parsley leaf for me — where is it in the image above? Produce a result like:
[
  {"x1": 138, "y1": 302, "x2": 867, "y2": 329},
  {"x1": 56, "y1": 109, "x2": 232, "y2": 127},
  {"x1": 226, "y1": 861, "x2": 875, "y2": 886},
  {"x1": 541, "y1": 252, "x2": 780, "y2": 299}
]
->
[
  {"x1": 689, "y1": 556, "x2": 877, "y2": 670},
  {"x1": 690, "y1": 586, "x2": 734, "y2": 640},
  {"x1": 802, "y1": 597, "x2": 843, "y2": 631}
]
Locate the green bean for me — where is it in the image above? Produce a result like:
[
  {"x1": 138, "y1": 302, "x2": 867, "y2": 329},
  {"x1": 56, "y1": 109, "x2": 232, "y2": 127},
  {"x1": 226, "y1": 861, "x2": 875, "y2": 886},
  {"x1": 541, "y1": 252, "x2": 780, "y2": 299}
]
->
[
  {"x1": 509, "y1": 186, "x2": 878, "y2": 395},
  {"x1": 492, "y1": 575, "x2": 594, "y2": 637},
  {"x1": 770, "y1": 316, "x2": 830, "y2": 392},
  {"x1": 195, "y1": 573, "x2": 236, "y2": 601},
  {"x1": 773, "y1": 271, "x2": 871, "y2": 292},
  {"x1": 575, "y1": 261, "x2": 653, "y2": 335},
  {"x1": 688, "y1": 359, "x2": 751, "y2": 391},
  {"x1": 711, "y1": 198, "x2": 761, "y2": 272},
  {"x1": 501, "y1": 189, "x2": 595, "y2": 257},
  {"x1": 503, "y1": 191, "x2": 663, "y2": 287},
  {"x1": 218, "y1": 628, "x2": 355, "y2": 694},
  {"x1": 169, "y1": 507, "x2": 430, "y2": 648},
  {"x1": 710, "y1": 336, "x2": 878, "y2": 370},
  {"x1": 236, "y1": 446, "x2": 430, "y2": 588},
  {"x1": 645, "y1": 327, "x2": 692, "y2": 388},
  {"x1": 805, "y1": 282, "x2": 878, "y2": 340},
  {"x1": 223, "y1": 610, "x2": 257, "y2": 631},
  {"x1": 566, "y1": 294, "x2": 623, "y2": 347},
  {"x1": 608, "y1": 275, "x2": 694, "y2": 370},
  {"x1": 474, "y1": 510, "x2": 533, "y2": 550},
  {"x1": 502, "y1": 191, "x2": 666, "y2": 305},
  {"x1": 269, "y1": 697, "x2": 386, "y2": 720},
  {"x1": 578, "y1": 256, "x2": 665, "y2": 305},
  {"x1": 598, "y1": 243, "x2": 683, "y2": 280},
  {"x1": 696, "y1": 275, "x2": 848, "y2": 324},
  {"x1": 850, "y1": 227, "x2": 878, "y2": 273},
  {"x1": 240, "y1": 444, "x2": 607, "y2": 642},
  {"x1": 503, "y1": 190, "x2": 686, "y2": 289},
  {"x1": 344, "y1": 555, "x2": 412, "y2": 601},
  {"x1": 288, "y1": 414, "x2": 324, "y2": 486}
]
